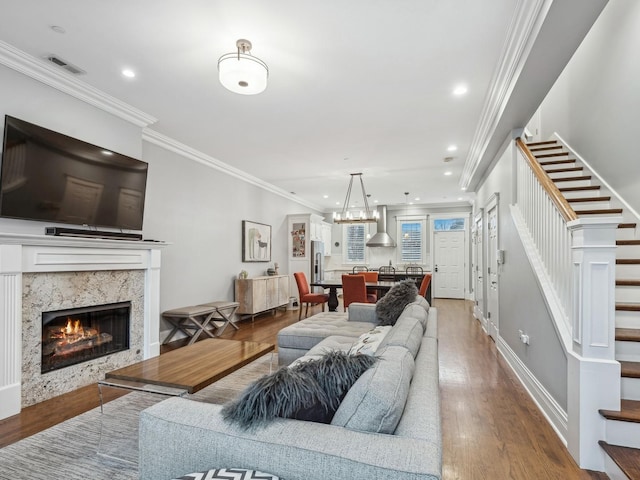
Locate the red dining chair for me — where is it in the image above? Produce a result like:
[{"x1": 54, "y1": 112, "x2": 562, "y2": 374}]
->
[
  {"x1": 342, "y1": 274, "x2": 376, "y2": 311},
  {"x1": 355, "y1": 271, "x2": 379, "y2": 302},
  {"x1": 293, "y1": 272, "x2": 329, "y2": 320},
  {"x1": 419, "y1": 273, "x2": 432, "y2": 298}
]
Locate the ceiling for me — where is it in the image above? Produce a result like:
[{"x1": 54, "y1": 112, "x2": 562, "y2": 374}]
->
[{"x1": 0, "y1": 0, "x2": 606, "y2": 213}]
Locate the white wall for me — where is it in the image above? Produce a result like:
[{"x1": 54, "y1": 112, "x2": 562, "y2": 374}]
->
[
  {"x1": 539, "y1": 0, "x2": 640, "y2": 212},
  {"x1": 475, "y1": 135, "x2": 568, "y2": 410}
]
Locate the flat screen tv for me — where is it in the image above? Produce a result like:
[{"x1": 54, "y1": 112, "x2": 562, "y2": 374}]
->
[{"x1": 0, "y1": 115, "x2": 148, "y2": 230}]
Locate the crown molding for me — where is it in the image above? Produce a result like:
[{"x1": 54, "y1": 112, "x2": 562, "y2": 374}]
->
[
  {"x1": 0, "y1": 40, "x2": 157, "y2": 128},
  {"x1": 142, "y1": 128, "x2": 324, "y2": 212},
  {"x1": 460, "y1": 0, "x2": 553, "y2": 190}
]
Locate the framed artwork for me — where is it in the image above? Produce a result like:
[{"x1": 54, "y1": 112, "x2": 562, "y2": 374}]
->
[{"x1": 242, "y1": 220, "x2": 271, "y2": 262}]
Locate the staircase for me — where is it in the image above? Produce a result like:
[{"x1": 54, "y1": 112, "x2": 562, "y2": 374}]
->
[{"x1": 527, "y1": 139, "x2": 640, "y2": 480}]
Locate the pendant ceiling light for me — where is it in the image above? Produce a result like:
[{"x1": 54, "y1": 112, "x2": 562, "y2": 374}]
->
[
  {"x1": 333, "y1": 173, "x2": 379, "y2": 224},
  {"x1": 218, "y1": 39, "x2": 268, "y2": 95}
]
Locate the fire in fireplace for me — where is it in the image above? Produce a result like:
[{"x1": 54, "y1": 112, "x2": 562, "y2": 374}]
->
[{"x1": 41, "y1": 301, "x2": 131, "y2": 373}]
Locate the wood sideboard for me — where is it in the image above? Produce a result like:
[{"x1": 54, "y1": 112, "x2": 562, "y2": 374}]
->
[{"x1": 235, "y1": 275, "x2": 290, "y2": 318}]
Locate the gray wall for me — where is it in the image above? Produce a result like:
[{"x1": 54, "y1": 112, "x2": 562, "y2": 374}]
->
[
  {"x1": 475, "y1": 136, "x2": 568, "y2": 410},
  {"x1": 539, "y1": 0, "x2": 640, "y2": 212}
]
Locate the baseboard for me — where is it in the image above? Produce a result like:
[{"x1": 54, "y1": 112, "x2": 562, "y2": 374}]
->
[{"x1": 497, "y1": 335, "x2": 568, "y2": 443}]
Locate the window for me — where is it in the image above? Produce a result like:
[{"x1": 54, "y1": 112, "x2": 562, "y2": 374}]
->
[
  {"x1": 396, "y1": 216, "x2": 427, "y2": 264},
  {"x1": 344, "y1": 224, "x2": 366, "y2": 263},
  {"x1": 434, "y1": 218, "x2": 465, "y2": 231}
]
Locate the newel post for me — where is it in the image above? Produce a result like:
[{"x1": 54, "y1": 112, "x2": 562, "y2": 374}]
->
[{"x1": 566, "y1": 216, "x2": 621, "y2": 470}]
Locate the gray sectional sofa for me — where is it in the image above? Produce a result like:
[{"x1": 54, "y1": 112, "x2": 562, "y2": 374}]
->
[{"x1": 139, "y1": 296, "x2": 441, "y2": 480}]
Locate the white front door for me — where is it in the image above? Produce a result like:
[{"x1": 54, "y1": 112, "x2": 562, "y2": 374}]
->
[
  {"x1": 487, "y1": 202, "x2": 499, "y2": 340},
  {"x1": 473, "y1": 212, "x2": 486, "y2": 330},
  {"x1": 433, "y1": 230, "x2": 465, "y2": 299}
]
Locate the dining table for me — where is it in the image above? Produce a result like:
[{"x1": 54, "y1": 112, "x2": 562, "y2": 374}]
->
[{"x1": 310, "y1": 280, "x2": 400, "y2": 312}]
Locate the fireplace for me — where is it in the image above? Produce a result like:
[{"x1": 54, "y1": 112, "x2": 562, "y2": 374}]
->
[{"x1": 41, "y1": 301, "x2": 131, "y2": 373}]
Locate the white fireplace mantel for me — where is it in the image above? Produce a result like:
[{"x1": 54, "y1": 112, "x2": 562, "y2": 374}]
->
[{"x1": 0, "y1": 233, "x2": 165, "y2": 420}]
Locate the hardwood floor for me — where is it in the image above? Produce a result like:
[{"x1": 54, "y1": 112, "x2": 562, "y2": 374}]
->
[{"x1": 0, "y1": 299, "x2": 609, "y2": 479}]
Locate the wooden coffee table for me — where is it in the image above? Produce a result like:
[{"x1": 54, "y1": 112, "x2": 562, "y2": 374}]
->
[{"x1": 99, "y1": 338, "x2": 274, "y2": 397}]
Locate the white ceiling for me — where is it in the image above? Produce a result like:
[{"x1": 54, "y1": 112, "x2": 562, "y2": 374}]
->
[{"x1": 0, "y1": 0, "x2": 606, "y2": 212}]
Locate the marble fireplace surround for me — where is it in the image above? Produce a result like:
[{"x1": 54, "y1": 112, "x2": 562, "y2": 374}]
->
[{"x1": 0, "y1": 233, "x2": 164, "y2": 420}]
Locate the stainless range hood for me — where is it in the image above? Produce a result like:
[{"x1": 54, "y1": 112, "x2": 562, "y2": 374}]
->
[{"x1": 366, "y1": 205, "x2": 396, "y2": 247}]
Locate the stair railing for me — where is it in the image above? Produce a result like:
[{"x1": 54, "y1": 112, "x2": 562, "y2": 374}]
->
[
  {"x1": 513, "y1": 136, "x2": 621, "y2": 471},
  {"x1": 514, "y1": 137, "x2": 576, "y2": 344}
]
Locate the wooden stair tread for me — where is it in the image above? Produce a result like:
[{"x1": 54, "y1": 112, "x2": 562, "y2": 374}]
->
[
  {"x1": 545, "y1": 167, "x2": 583, "y2": 174},
  {"x1": 559, "y1": 185, "x2": 601, "y2": 192},
  {"x1": 535, "y1": 152, "x2": 570, "y2": 158},
  {"x1": 599, "y1": 441, "x2": 640, "y2": 479},
  {"x1": 540, "y1": 159, "x2": 575, "y2": 166},
  {"x1": 527, "y1": 140, "x2": 558, "y2": 146},
  {"x1": 617, "y1": 328, "x2": 640, "y2": 342},
  {"x1": 619, "y1": 240, "x2": 640, "y2": 246},
  {"x1": 617, "y1": 259, "x2": 640, "y2": 265},
  {"x1": 621, "y1": 361, "x2": 640, "y2": 378},
  {"x1": 575, "y1": 209, "x2": 623, "y2": 215},
  {"x1": 567, "y1": 196, "x2": 611, "y2": 203},
  {"x1": 600, "y1": 399, "x2": 640, "y2": 423},
  {"x1": 553, "y1": 175, "x2": 592, "y2": 182},
  {"x1": 617, "y1": 280, "x2": 640, "y2": 286},
  {"x1": 617, "y1": 303, "x2": 640, "y2": 312},
  {"x1": 619, "y1": 223, "x2": 637, "y2": 229},
  {"x1": 530, "y1": 145, "x2": 563, "y2": 152}
]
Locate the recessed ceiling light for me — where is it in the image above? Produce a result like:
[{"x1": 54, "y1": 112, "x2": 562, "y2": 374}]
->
[
  {"x1": 323, "y1": 194, "x2": 329, "y2": 199},
  {"x1": 373, "y1": 199, "x2": 379, "y2": 203},
  {"x1": 453, "y1": 84, "x2": 468, "y2": 96},
  {"x1": 458, "y1": 197, "x2": 464, "y2": 201},
  {"x1": 122, "y1": 69, "x2": 136, "y2": 78},
  {"x1": 335, "y1": 201, "x2": 340, "y2": 205},
  {"x1": 444, "y1": 171, "x2": 453, "y2": 176},
  {"x1": 461, "y1": 187, "x2": 467, "y2": 191},
  {"x1": 444, "y1": 156, "x2": 454, "y2": 163},
  {"x1": 447, "y1": 145, "x2": 457, "y2": 152},
  {"x1": 50, "y1": 25, "x2": 66, "y2": 34}
]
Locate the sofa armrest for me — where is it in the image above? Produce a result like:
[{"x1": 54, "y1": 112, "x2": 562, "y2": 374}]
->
[
  {"x1": 139, "y1": 398, "x2": 440, "y2": 480},
  {"x1": 347, "y1": 303, "x2": 379, "y2": 323}
]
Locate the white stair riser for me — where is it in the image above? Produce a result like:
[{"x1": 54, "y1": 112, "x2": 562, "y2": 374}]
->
[
  {"x1": 616, "y1": 245, "x2": 640, "y2": 257},
  {"x1": 605, "y1": 419, "x2": 640, "y2": 449},
  {"x1": 616, "y1": 229, "x2": 638, "y2": 241},
  {"x1": 553, "y1": 179, "x2": 593, "y2": 189},
  {"x1": 615, "y1": 286, "x2": 640, "y2": 303},
  {"x1": 569, "y1": 201, "x2": 612, "y2": 210},
  {"x1": 621, "y1": 376, "x2": 640, "y2": 400},
  {"x1": 615, "y1": 340, "x2": 640, "y2": 362},
  {"x1": 615, "y1": 310, "x2": 640, "y2": 328},
  {"x1": 547, "y1": 170, "x2": 584, "y2": 179},
  {"x1": 616, "y1": 264, "x2": 640, "y2": 277},
  {"x1": 563, "y1": 190, "x2": 603, "y2": 200}
]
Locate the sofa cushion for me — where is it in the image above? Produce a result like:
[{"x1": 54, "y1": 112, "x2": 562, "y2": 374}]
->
[
  {"x1": 222, "y1": 351, "x2": 376, "y2": 428},
  {"x1": 377, "y1": 314, "x2": 423, "y2": 357},
  {"x1": 277, "y1": 313, "x2": 373, "y2": 352},
  {"x1": 348, "y1": 325, "x2": 392, "y2": 356},
  {"x1": 375, "y1": 279, "x2": 419, "y2": 326},
  {"x1": 403, "y1": 302, "x2": 429, "y2": 331},
  {"x1": 173, "y1": 468, "x2": 280, "y2": 480},
  {"x1": 331, "y1": 346, "x2": 414, "y2": 434}
]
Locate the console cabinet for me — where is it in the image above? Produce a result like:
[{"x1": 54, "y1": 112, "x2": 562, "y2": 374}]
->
[{"x1": 235, "y1": 275, "x2": 290, "y2": 318}]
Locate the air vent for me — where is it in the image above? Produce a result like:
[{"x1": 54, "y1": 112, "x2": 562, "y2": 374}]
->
[{"x1": 44, "y1": 55, "x2": 86, "y2": 75}]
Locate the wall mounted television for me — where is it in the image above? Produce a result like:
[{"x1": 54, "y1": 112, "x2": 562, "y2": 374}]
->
[{"x1": 0, "y1": 115, "x2": 148, "y2": 231}]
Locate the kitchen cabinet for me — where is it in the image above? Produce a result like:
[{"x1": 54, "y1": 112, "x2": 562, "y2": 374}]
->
[
  {"x1": 235, "y1": 275, "x2": 290, "y2": 318},
  {"x1": 321, "y1": 222, "x2": 332, "y2": 256}
]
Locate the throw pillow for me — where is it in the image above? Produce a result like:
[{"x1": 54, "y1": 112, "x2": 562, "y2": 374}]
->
[
  {"x1": 348, "y1": 325, "x2": 392, "y2": 356},
  {"x1": 222, "y1": 351, "x2": 377, "y2": 429},
  {"x1": 375, "y1": 279, "x2": 418, "y2": 325},
  {"x1": 173, "y1": 468, "x2": 280, "y2": 480}
]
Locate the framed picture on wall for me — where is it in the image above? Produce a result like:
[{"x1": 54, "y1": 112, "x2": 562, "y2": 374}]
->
[{"x1": 242, "y1": 220, "x2": 271, "y2": 262}]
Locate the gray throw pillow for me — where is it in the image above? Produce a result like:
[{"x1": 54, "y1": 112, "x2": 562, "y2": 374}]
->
[
  {"x1": 375, "y1": 279, "x2": 418, "y2": 325},
  {"x1": 222, "y1": 351, "x2": 377, "y2": 429}
]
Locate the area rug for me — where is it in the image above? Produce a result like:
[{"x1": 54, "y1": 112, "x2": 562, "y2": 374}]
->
[{"x1": 0, "y1": 353, "x2": 275, "y2": 480}]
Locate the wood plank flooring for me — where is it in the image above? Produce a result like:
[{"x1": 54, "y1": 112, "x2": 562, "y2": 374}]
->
[{"x1": 0, "y1": 299, "x2": 608, "y2": 479}]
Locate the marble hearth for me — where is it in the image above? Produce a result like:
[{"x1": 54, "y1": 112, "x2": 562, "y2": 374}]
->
[{"x1": 0, "y1": 233, "x2": 164, "y2": 420}]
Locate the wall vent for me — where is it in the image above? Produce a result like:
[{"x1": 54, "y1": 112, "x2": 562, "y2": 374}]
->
[{"x1": 43, "y1": 54, "x2": 86, "y2": 75}]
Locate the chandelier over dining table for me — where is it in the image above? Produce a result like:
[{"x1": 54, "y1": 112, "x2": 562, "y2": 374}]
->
[{"x1": 333, "y1": 173, "x2": 379, "y2": 224}]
